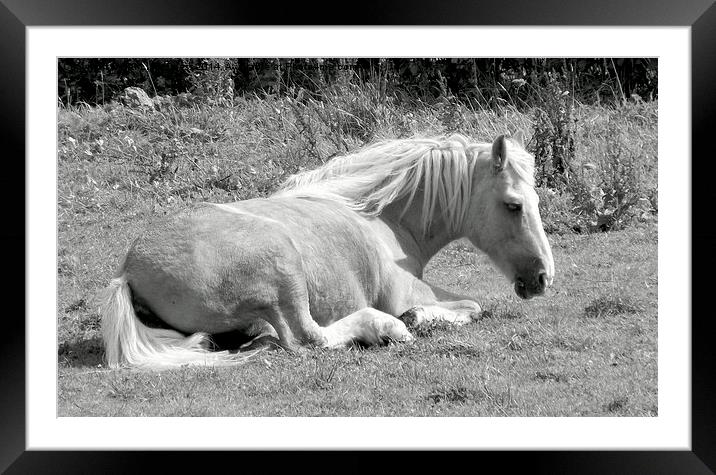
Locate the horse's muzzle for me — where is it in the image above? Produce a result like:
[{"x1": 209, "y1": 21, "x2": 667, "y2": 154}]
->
[{"x1": 514, "y1": 271, "x2": 550, "y2": 299}]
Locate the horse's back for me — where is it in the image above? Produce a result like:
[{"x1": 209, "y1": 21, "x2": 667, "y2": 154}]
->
[{"x1": 123, "y1": 198, "x2": 387, "y2": 333}]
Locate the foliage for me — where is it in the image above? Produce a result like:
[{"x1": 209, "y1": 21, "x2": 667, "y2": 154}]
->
[
  {"x1": 58, "y1": 58, "x2": 189, "y2": 105},
  {"x1": 57, "y1": 73, "x2": 657, "y2": 235},
  {"x1": 184, "y1": 58, "x2": 236, "y2": 105},
  {"x1": 58, "y1": 58, "x2": 658, "y2": 108},
  {"x1": 530, "y1": 73, "x2": 577, "y2": 189},
  {"x1": 524, "y1": 73, "x2": 657, "y2": 233}
]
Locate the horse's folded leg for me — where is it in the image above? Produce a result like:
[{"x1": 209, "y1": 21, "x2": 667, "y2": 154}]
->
[
  {"x1": 398, "y1": 305, "x2": 474, "y2": 327},
  {"x1": 321, "y1": 308, "x2": 414, "y2": 348},
  {"x1": 440, "y1": 299, "x2": 482, "y2": 321},
  {"x1": 370, "y1": 314, "x2": 415, "y2": 345}
]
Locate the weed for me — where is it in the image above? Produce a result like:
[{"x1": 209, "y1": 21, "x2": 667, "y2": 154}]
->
[
  {"x1": 106, "y1": 375, "x2": 135, "y2": 401},
  {"x1": 523, "y1": 73, "x2": 657, "y2": 233},
  {"x1": 312, "y1": 359, "x2": 342, "y2": 390},
  {"x1": 478, "y1": 382, "x2": 519, "y2": 413},
  {"x1": 530, "y1": 73, "x2": 577, "y2": 190}
]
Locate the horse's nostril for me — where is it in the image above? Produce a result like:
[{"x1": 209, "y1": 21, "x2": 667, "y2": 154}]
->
[{"x1": 538, "y1": 272, "x2": 548, "y2": 288}]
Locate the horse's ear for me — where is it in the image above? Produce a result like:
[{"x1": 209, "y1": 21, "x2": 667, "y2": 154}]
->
[
  {"x1": 513, "y1": 130, "x2": 526, "y2": 148},
  {"x1": 492, "y1": 135, "x2": 508, "y2": 173}
]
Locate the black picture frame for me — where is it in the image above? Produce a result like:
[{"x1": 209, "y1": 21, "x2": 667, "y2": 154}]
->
[{"x1": 6, "y1": 0, "x2": 712, "y2": 472}]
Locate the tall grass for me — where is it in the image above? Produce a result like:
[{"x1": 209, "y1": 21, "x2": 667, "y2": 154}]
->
[{"x1": 57, "y1": 78, "x2": 657, "y2": 234}]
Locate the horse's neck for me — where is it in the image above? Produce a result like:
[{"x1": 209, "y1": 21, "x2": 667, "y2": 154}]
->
[{"x1": 378, "y1": 195, "x2": 457, "y2": 275}]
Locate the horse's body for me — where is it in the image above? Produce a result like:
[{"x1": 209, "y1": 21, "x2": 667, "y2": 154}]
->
[
  {"x1": 126, "y1": 197, "x2": 395, "y2": 333},
  {"x1": 100, "y1": 133, "x2": 554, "y2": 368}
]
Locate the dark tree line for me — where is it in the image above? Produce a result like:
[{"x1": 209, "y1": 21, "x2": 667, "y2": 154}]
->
[{"x1": 58, "y1": 58, "x2": 657, "y2": 107}]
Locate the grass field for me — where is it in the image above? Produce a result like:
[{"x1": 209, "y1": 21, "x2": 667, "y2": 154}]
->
[{"x1": 57, "y1": 87, "x2": 657, "y2": 417}]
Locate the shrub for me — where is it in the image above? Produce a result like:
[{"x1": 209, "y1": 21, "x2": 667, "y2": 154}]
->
[
  {"x1": 530, "y1": 73, "x2": 577, "y2": 190},
  {"x1": 183, "y1": 58, "x2": 235, "y2": 106},
  {"x1": 568, "y1": 101, "x2": 658, "y2": 231},
  {"x1": 535, "y1": 187, "x2": 581, "y2": 235},
  {"x1": 527, "y1": 76, "x2": 657, "y2": 233}
]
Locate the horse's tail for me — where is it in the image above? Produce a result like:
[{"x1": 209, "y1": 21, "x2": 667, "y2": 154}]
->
[{"x1": 99, "y1": 273, "x2": 254, "y2": 369}]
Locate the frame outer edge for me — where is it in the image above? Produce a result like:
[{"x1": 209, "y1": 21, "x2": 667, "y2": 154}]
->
[
  {"x1": 0, "y1": 0, "x2": 27, "y2": 473},
  {"x1": 692, "y1": 1, "x2": 716, "y2": 473}
]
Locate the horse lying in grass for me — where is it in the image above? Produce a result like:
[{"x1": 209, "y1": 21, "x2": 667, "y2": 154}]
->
[{"x1": 100, "y1": 132, "x2": 554, "y2": 368}]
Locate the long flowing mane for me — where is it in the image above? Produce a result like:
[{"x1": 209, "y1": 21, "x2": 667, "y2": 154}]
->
[{"x1": 275, "y1": 133, "x2": 534, "y2": 235}]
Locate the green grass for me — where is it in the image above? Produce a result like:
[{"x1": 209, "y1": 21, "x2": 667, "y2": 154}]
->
[{"x1": 57, "y1": 87, "x2": 657, "y2": 417}]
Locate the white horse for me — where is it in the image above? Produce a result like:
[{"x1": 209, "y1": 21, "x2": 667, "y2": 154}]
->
[{"x1": 99, "y1": 132, "x2": 554, "y2": 368}]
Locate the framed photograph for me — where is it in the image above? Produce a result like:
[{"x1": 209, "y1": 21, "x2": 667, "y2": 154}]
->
[{"x1": 9, "y1": 0, "x2": 712, "y2": 471}]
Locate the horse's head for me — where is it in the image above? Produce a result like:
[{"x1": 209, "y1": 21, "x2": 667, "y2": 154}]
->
[{"x1": 466, "y1": 133, "x2": 554, "y2": 299}]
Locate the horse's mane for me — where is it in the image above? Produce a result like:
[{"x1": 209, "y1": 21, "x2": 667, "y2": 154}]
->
[{"x1": 275, "y1": 133, "x2": 534, "y2": 235}]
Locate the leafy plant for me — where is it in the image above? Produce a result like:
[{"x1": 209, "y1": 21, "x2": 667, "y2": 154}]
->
[{"x1": 530, "y1": 73, "x2": 577, "y2": 190}]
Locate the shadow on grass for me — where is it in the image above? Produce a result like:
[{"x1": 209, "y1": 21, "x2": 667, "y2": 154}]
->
[{"x1": 57, "y1": 330, "x2": 274, "y2": 368}]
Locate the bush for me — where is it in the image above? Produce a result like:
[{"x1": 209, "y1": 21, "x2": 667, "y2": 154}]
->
[
  {"x1": 535, "y1": 187, "x2": 581, "y2": 235},
  {"x1": 184, "y1": 59, "x2": 235, "y2": 106},
  {"x1": 525, "y1": 74, "x2": 657, "y2": 233},
  {"x1": 567, "y1": 100, "x2": 658, "y2": 231},
  {"x1": 530, "y1": 73, "x2": 577, "y2": 189}
]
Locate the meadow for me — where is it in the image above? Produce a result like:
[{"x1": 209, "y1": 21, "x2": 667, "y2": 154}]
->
[{"x1": 57, "y1": 80, "x2": 658, "y2": 416}]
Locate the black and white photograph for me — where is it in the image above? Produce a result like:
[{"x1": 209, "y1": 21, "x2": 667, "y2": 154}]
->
[
  {"x1": 12, "y1": 11, "x2": 708, "y2": 468},
  {"x1": 56, "y1": 57, "x2": 659, "y2": 417}
]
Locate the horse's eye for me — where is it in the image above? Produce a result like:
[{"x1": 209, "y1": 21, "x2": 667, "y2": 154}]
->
[{"x1": 505, "y1": 202, "x2": 522, "y2": 212}]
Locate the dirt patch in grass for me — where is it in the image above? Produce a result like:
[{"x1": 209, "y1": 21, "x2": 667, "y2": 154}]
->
[
  {"x1": 58, "y1": 337, "x2": 104, "y2": 368},
  {"x1": 426, "y1": 386, "x2": 478, "y2": 404},
  {"x1": 65, "y1": 297, "x2": 89, "y2": 313},
  {"x1": 434, "y1": 342, "x2": 484, "y2": 358},
  {"x1": 533, "y1": 371, "x2": 572, "y2": 383},
  {"x1": 584, "y1": 295, "x2": 644, "y2": 318},
  {"x1": 604, "y1": 396, "x2": 629, "y2": 413}
]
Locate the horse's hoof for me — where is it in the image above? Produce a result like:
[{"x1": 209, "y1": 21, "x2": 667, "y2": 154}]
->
[
  {"x1": 398, "y1": 306, "x2": 422, "y2": 328},
  {"x1": 466, "y1": 310, "x2": 482, "y2": 322},
  {"x1": 387, "y1": 320, "x2": 415, "y2": 344},
  {"x1": 384, "y1": 319, "x2": 414, "y2": 344}
]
